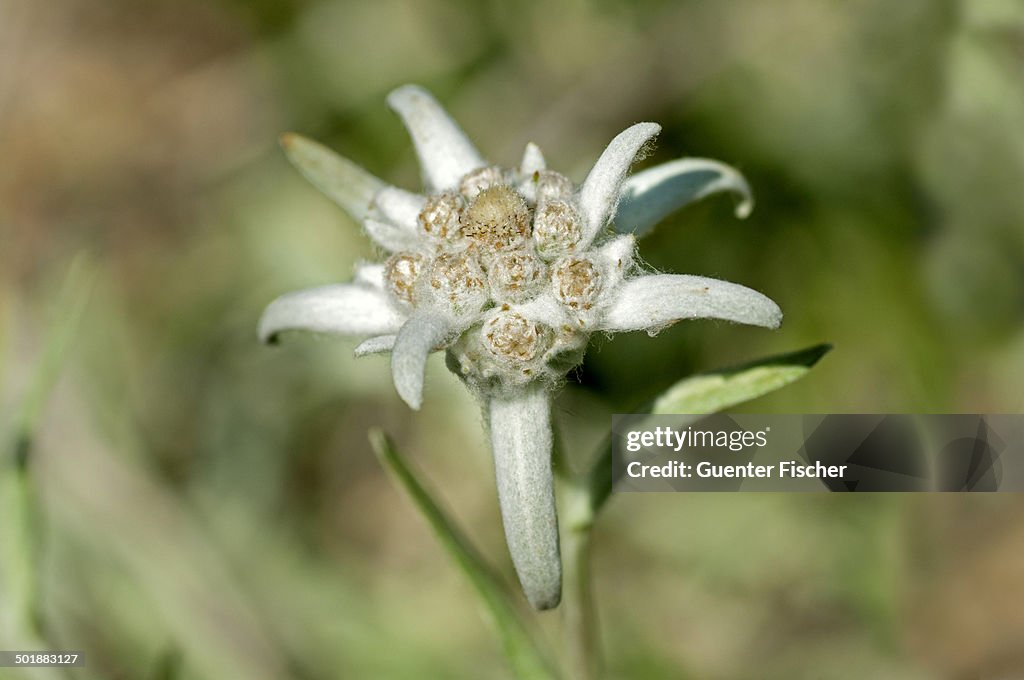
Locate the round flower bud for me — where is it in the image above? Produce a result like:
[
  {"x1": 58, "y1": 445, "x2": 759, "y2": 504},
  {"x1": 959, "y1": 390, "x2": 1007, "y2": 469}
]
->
[
  {"x1": 535, "y1": 170, "x2": 574, "y2": 202},
  {"x1": 488, "y1": 250, "x2": 547, "y2": 304},
  {"x1": 551, "y1": 256, "x2": 602, "y2": 314},
  {"x1": 419, "y1": 251, "x2": 488, "y2": 318},
  {"x1": 459, "y1": 166, "x2": 505, "y2": 200},
  {"x1": 461, "y1": 186, "x2": 531, "y2": 251},
  {"x1": 482, "y1": 311, "x2": 548, "y2": 364},
  {"x1": 533, "y1": 199, "x2": 582, "y2": 260},
  {"x1": 418, "y1": 191, "x2": 463, "y2": 240},
  {"x1": 383, "y1": 252, "x2": 425, "y2": 306}
]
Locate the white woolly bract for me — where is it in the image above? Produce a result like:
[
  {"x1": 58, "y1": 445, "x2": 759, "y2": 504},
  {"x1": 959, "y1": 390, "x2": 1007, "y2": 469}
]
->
[
  {"x1": 577, "y1": 122, "x2": 661, "y2": 247},
  {"x1": 487, "y1": 387, "x2": 561, "y2": 610},
  {"x1": 391, "y1": 311, "x2": 451, "y2": 410},
  {"x1": 387, "y1": 85, "x2": 485, "y2": 192},
  {"x1": 258, "y1": 284, "x2": 405, "y2": 343},
  {"x1": 601, "y1": 274, "x2": 783, "y2": 332},
  {"x1": 617, "y1": 157, "x2": 754, "y2": 236}
]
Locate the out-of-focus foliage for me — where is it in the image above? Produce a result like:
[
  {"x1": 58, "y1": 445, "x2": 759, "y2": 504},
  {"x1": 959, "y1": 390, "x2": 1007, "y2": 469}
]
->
[
  {"x1": 369, "y1": 429, "x2": 557, "y2": 680},
  {"x1": 1, "y1": 0, "x2": 1023, "y2": 678}
]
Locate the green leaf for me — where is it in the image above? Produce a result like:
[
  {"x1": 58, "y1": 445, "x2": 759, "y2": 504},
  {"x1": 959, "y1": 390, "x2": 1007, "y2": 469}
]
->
[
  {"x1": 651, "y1": 343, "x2": 832, "y2": 414},
  {"x1": 368, "y1": 430, "x2": 558, "y2": 680},
  {"x1": 280, "y1": 133, "x2": 385, "y2": 221},
  {"x1": 585, "y1": 344, "x2": 831, "y2": 516}
]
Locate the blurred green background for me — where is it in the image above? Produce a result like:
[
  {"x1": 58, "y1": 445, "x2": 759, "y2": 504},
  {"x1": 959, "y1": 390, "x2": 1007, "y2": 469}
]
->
[{"x1": 2, "y1": 0, "x2": 1024, "y2": 678}]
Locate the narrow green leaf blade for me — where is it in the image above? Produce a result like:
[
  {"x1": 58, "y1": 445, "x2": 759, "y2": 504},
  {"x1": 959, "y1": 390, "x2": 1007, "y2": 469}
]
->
[
  {"x1": 652, "y1": 343, "x2": 832, "y2": 414},
  {"x1": 11, "y1": 253, "x2": 95, "y2": 451},
  {"x1": 368, "y1": 430, "x2": 558, "y2": 680},
  {"x1": 587, "y1": 344, "x2": 831, "y2": 515},
  {"x1": 280, "y1": 133, "x2": 386, "y2": 221}
]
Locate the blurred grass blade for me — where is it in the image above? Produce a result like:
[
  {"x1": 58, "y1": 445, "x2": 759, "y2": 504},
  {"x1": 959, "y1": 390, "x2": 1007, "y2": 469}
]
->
[
  {"x1": 280, "y1": 133, "x2": 385, "y2": 222},
  {"x1": 586, "y1": 343, "x2": 831, "y2": 516},
  {"x1": 0, "y1": 285, "x2": 10, "y2": 397},
  {"x1": 1, "y1": 254, "x2": 94, "y2": 663},
  {"x1": 369, "y1": 429, "x2": 558, "y2": 680},
  {"x1": 10, "y1": 253, "x2": 95, "y2": 456},
  {"x1": 651, "y1": 343, "x2": 832, "y2": 414}
]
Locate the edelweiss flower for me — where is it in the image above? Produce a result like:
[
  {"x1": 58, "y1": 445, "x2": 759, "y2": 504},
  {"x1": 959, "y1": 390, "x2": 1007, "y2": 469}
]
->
[{"x1": 259, "y1": 85, "x2": 781, "y2": 610}]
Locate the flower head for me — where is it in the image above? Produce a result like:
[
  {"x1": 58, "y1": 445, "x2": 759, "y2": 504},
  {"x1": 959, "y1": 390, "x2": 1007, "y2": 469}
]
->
[{"x1": 259, "y1": 85, "x2": 780, "y2": 609}]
